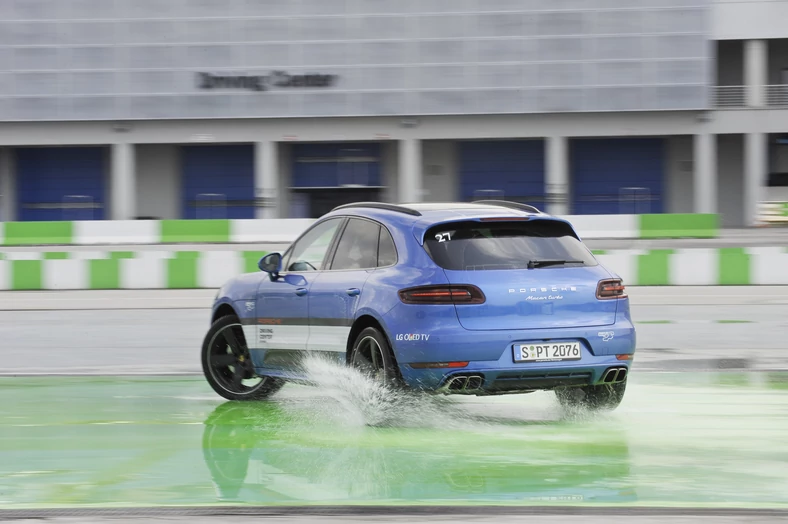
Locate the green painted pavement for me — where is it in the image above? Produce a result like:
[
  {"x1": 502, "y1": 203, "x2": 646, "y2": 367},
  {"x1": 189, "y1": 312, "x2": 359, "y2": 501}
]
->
[
  {"x1": 0, "y1": 373, "x2": 787, "y2": 510},
  {"x1": 639, "y1": 214, "x2": 718, "y2": 239}
]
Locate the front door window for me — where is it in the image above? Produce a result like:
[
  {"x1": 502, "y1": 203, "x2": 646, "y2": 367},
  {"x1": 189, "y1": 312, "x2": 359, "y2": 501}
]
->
[{"x1": 283, "y1": 218, "x2": 342, "y2": 272}]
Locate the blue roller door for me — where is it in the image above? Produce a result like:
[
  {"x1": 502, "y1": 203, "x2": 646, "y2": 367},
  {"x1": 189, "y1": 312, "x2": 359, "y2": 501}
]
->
[
  {"x1": 16, "y1": 147, "x2": 106, "y2": 221},
  {"x1": 459, "y1": 140, "x2": 545, "y2": 206},
  {"x1": 292, "y1": 143, "x2": 381, "y2": 188},
  {"x1": 181, "y1": 144, "x2": 255, "y2": 219},
  {"x1": 571, "y1": 138, "x2": 665, "y2": 215}
]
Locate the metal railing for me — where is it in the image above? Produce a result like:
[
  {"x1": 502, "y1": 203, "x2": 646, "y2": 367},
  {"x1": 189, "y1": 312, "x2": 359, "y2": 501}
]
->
[
  {"x1": 712, "y1": 85, "x2": 746, "y2": 108},
  {"x1": 766, "y1": 85, "x2": 788, "y2": 107},
  {"x1": 712, "y1": 85, "x2": 788, "y2": 108}
]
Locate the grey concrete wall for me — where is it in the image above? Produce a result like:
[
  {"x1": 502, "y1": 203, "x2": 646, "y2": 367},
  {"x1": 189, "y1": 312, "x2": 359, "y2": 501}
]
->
[
  {"x1": 717, "y1": 134, "x2": 746, "y2": 227},
  {"x1": 135, "y1": 144, "x2": 179, "y2": 219},
  {"x1": 713, "y1": 0, "x2": 788, "y2": 40},
  {"x1": 422, "y1": 140, "x2": 458, "y2": 203},
  {"x1": 0, "y1": 112, "x2": 745, "y2": 146},
  {"x1": 0, "y1": 0, "x2": 711, "y2": 121},
  {"x1": 666, "y1": 135, "x2": 695, "y2": 214}
]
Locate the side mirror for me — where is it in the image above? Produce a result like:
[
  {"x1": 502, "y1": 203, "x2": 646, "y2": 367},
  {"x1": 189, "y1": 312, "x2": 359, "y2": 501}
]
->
[{"x1": 258, "y1": 253, "x2": 282, "y2": 280}]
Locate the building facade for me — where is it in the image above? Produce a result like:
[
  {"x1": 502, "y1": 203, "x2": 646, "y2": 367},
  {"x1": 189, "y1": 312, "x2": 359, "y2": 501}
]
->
[{"x1": 0, "y1": 0, "x2": 786, "y2": 226}]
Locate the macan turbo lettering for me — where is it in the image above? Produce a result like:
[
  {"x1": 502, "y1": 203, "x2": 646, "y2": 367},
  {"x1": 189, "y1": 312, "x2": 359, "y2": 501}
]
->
[{"x1": 201, "y1": 200, "x2": 636, "y2": 411}]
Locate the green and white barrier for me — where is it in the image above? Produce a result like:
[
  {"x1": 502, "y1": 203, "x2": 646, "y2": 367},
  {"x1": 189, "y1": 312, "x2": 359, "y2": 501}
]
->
[
  {"x1": 594, "y1": 247, "x2": 788, "y2": 286},
  {"x1": 0, "y1": 219, "x2": 315, "y2": 246},
  {"x1": 758, "y1": 202, "x2": 788, "y2": 225},
  {"x1": 0, "y1": 246, "x2": 785, "y2": 290},
  {"x1": 0, "y1": 250, "x2": 269, "y2": 290},
  {"x1": 0, "y1": 213, "x2": 718, "y2": 246}
]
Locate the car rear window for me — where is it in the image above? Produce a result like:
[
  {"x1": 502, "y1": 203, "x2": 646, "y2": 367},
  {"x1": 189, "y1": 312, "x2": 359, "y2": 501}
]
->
[{"x1": 423, "y1": 219, "x2": 597, "y2": 271}]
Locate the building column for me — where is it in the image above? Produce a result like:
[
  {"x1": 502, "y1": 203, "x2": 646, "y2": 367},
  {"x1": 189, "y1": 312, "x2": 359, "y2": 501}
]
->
[
  {"x1": 0, "y1": 148, "x2": 15, "y2": 221},
  {"x1": 398, "y1": 138, "x2": 422, "y2": 203},
  {"x1": 546, "y1": 136, "x2": 569, "y2": 215},
  {"x1": 255, "y1": 141, "x2": 278, "y2": 219},
  {"x1": 693, "y1": 134, "x2": 716, "y2": 214},
  {"x1": 745, "y1": 39, "x2": 767, "y2": 107},
  {"x1": 744, "y1": 133, "x2": 767, "y2": 226},
  {"x1": 110, "y1": 143, "x2": 135, "y2": 220}
]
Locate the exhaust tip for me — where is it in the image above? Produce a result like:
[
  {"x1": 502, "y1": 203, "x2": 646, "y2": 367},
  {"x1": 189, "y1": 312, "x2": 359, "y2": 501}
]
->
[
  {"x1": 466, "y1": 376, "x2": 483, "y2": 390},
  {"x1": 602, "y1": 367, "x2": 628, "y2": 384},
  {"x1": 448, "y1": 376, "x2": 468, "y2": 391}
]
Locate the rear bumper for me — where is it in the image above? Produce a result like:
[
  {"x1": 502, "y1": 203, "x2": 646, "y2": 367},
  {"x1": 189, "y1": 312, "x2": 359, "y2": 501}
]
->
[
  {"x1": 393, "y1": 319, "x2": 636, "y2": 393},
  {"x1": 400, "y1": 355, "x2": 631, "y2": 394}
]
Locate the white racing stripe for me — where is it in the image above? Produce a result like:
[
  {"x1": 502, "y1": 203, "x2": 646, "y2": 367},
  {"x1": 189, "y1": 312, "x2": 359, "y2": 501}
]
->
[
  {"x1": 242, "y1": 324, "x2": 349, "y2": 352},
  {"x1": 307, "y1": 325, "x2": 352, "y2": 352},
  {"x1": 254, "y1": 324, "x2": 308, "y2": 351}
]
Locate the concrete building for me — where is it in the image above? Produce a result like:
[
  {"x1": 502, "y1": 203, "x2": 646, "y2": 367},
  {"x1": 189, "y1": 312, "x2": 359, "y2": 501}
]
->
[{"x1": 0, "y1": 0, "x2": 786, "y2": 227}]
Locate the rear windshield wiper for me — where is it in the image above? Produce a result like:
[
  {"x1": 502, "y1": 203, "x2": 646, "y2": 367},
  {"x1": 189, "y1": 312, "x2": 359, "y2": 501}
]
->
[{"x1": 527, "y1": 259, "x2": 584, "y2": 269}]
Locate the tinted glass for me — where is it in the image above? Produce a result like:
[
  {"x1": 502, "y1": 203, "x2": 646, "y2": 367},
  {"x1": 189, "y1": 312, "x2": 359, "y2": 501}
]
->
[
  {"x1": 330, "y1": 218, "x2": 380, "y2": 270},
  {"x1": 423, "y1": 220, "x2": 597, "y2": 271},
  {"x1": 283, "y1": 218, "x2": 341, "y2": 272},
  {"x1": 377, "y1": 227, "x2": 397, "y2": 267}
]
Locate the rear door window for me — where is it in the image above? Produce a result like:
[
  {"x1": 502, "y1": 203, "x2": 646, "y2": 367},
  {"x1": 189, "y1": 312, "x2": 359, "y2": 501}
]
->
[
  {"x1": 423, "y1": 220, "x2": 597, "y2": 271},
  {"x1": 330, "y1": 218, "x2": 381, "y2": 270},
  {"x1": 377, "y1": 227, "x2": 398, "y2": 267}
]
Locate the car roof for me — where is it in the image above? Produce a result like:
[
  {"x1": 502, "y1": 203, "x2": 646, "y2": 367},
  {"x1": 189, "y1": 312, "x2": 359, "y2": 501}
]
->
[{"x1": 323, "y1": 201, "x2": 574, "y2": 244}]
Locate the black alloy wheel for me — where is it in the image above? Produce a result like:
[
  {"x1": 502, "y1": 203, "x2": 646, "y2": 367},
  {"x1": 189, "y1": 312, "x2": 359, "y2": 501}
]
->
[
  {"x1": 349, "y1": 327, "x2": 401, "y2": 388},
  {"x1": 201, "y1": 315, "x2": 284, "y2": 401}
]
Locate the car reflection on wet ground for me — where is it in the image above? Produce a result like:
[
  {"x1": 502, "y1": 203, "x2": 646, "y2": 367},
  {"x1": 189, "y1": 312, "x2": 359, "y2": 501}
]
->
[{"x1": 1, "y1": 368, "x2": 787, "y2": 510}]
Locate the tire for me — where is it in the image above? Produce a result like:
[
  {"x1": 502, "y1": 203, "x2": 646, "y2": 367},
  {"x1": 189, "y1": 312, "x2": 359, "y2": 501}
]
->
[
  {"x1": 349, "y1": 327, "x2": 402, "y2": 388},
  {"x1": 201, "y1": 314, "x2": 285, "y2": 401},
  {"x1": 555, "y1": 380, "x2": 627, "y2": 412}
]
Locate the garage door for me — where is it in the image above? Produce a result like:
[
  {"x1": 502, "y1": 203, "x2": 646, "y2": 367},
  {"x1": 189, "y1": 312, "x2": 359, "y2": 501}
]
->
[
  {"x1": 459, "y1": 140, "x2": 545, "y2": 206},
  {"x1": 571, "y1": 138, "x2": 665, "y2": 215},
  {"x1": 291, "y1": 143, "x2": 381, "y2": 188},
  {"x1": 181, "y1": 144, "x2": 255, "y2": 219},
  {"x1": 16, "y1": 147, "x2": 107, "y2": 221}
]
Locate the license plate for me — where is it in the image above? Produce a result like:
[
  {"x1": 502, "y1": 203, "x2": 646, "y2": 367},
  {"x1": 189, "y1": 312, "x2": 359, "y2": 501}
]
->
[{"x1": 515, "y1": 342, "x2": 582, "y2": 362}]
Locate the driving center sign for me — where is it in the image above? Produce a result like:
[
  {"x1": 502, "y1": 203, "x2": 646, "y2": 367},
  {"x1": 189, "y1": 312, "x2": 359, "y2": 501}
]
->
[{"x1": 197, "y1": 71, "x2": 338, "y2": 92}]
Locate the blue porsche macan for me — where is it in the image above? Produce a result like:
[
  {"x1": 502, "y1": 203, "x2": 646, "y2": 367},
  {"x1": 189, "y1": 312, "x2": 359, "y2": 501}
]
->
[{"x1": 202, "y1": 200, "x2": 636, "y2": 411}]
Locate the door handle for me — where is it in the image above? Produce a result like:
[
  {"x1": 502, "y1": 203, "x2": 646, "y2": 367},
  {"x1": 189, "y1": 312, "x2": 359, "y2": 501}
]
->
[
  {"x1": 295, "y1": 288, "x2": 308, "y2": 296},
  {"x1": 346, "y1": 288, "x2": 360, "y2": 296}
]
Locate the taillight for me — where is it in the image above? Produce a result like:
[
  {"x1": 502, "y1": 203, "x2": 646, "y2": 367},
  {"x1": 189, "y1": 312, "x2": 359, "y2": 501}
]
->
[
  {"x1": 597, "y1": 279, "x2": 627, "y2": 300},
  {"x1": 398, "y1": 285, "x2": 486, "y2": 305}
]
